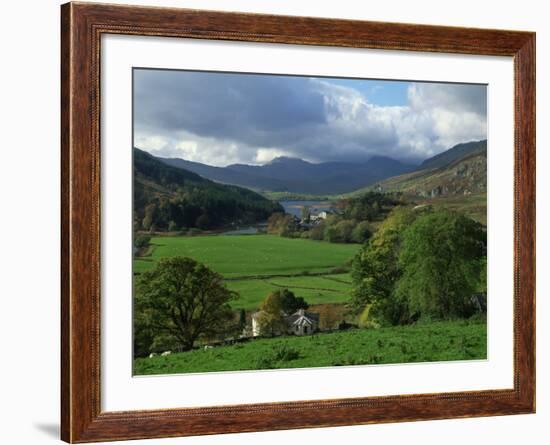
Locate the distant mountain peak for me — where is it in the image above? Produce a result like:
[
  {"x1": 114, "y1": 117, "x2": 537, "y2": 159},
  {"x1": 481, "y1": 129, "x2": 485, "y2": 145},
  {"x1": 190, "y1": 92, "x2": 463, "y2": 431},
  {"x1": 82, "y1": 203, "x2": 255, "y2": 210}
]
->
[
  {"x1": 267, "y1": 156, "x2": 311, "y2": 165},
  {"x1": 159, "y1": 151, "x2": 416, "y2": 195}
]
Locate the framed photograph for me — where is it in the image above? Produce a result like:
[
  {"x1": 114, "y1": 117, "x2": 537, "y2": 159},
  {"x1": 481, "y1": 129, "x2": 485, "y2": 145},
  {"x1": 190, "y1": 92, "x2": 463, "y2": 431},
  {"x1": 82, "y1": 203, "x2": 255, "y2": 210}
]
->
[{"x1": 61, "y1": 2, "x2": 535, "y2": 442}]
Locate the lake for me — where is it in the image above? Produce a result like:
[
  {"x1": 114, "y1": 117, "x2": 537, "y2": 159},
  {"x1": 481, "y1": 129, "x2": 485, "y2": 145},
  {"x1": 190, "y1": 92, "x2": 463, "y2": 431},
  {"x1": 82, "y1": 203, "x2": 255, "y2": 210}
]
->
[
  {"x1": 279, "y1": 200, "x2": 334, "y2": 218},
  {"x1": 221, "y1": 201, "x2": 333, "y2": 235}
]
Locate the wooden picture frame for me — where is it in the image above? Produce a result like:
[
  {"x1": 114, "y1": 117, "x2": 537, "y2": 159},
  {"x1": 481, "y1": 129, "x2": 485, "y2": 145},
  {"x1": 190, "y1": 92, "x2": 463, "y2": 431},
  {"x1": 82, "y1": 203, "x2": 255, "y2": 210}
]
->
[{"x1": 61, "y1": 2, "x2": 535, "y2": 442}]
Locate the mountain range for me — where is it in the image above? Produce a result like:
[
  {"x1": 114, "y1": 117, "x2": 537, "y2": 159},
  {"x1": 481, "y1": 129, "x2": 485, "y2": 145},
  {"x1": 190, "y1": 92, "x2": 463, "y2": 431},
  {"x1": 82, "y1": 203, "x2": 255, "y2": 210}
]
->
[
  {"x1": 160, "y1": 154, "x2": 416, "y2": 195},
  {"x1": 158, "y1": 140, "x2": 486, "y2": 196}
]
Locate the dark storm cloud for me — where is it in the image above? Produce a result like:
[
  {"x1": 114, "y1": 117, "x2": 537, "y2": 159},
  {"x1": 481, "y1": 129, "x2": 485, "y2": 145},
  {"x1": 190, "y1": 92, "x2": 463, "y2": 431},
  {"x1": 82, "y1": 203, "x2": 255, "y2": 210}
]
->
[
  {"x1": 134, "y1": 70, "x2": 326, "y2": 148},
  {"x1": 133, "y1": 69, "x2": 487, "y2": 166}
]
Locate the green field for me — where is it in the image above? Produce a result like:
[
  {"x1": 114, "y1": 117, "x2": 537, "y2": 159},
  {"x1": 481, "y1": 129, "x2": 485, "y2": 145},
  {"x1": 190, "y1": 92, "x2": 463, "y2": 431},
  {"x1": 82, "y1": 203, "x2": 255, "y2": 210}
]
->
[
  {"x1": 226, "y1": 274, "x2": 353, "y2": 309},
  {"x1": 135, "y1": 235, "x2": 360, "y2": 310},
  {"x1": 134, "y1": 319, "x2": 487, "y2": 375}
]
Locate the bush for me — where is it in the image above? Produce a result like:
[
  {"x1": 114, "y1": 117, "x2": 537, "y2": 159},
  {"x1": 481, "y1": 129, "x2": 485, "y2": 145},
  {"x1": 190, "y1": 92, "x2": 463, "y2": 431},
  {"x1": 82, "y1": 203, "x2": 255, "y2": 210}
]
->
[
  {"x1": 254, "y1": 356, "x2": 275, "y2": 369},
  {"x1": 134, "y1": 234, "x2": 151, "y2": 249},
  {"x1": 272, "y1": 344, "x2": 301, "y2": 362}
]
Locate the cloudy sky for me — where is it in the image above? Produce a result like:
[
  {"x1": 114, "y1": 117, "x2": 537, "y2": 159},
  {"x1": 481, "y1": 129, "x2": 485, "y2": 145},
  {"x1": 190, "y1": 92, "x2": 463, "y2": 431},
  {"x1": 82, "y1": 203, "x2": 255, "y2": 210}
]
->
[{"x1": 134, "y1": 68, "x2": 487, "y2": 166}]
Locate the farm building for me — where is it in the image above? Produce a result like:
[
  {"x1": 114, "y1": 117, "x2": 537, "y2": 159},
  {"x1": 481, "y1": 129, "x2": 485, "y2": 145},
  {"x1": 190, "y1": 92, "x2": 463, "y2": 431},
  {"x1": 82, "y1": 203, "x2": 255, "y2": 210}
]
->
[
  {"x1": 251, "y1": 308, "x2": 320, "y2": 337},
  {"x1": 285, "y1": 309, "x2": 320, "y2": 336}
]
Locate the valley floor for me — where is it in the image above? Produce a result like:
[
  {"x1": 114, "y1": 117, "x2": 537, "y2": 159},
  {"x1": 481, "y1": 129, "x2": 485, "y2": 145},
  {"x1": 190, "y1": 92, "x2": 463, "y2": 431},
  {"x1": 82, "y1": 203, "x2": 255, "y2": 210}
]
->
[{"x1": 134, "y1": 234, "x2": 360, "y2": 310}]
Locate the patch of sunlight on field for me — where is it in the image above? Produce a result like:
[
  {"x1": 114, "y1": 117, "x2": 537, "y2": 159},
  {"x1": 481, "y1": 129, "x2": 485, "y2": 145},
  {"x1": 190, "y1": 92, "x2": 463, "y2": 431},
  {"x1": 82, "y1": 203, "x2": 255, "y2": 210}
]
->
[{"x1": 134, "y1": 234, "x2": 360, "y2": 277}]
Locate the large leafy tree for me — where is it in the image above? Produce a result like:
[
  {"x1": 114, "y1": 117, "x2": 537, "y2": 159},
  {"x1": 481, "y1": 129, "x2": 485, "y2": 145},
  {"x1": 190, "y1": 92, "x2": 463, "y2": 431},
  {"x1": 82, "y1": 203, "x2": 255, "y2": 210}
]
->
[
  {"x1": 256, "y1": 292, "x2": 286, "y2": 337},
  {"x1": 350, "y1": 206, "x2": 421, "y2": 324},
  {"x1": 134, "y1": 257, "x2": 237, "y2": 355},
  {"x1": 278, "y1": 289, "x2": 309, "y2": 314},
  {"x1": 395, "y1": 210, "x2": 486, "y2": 319}
]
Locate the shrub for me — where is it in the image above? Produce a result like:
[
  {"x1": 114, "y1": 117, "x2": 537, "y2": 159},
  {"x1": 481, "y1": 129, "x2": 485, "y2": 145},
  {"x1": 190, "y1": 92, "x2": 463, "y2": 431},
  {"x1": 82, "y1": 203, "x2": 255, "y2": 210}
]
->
[
  {"x1": 254, "y1": 356, "x2": 275, "y2": 369},
  {"x1": 273, "y1": 344, "x2": 301, "y2": 362},
  {"x1": 134, "y1": 234, "x2": 151, "y2": 249}
]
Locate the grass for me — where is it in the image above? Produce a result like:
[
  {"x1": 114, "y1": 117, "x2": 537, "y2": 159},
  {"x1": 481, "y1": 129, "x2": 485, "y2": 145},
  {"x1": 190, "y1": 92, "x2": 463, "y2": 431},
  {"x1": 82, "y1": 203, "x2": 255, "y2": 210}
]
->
[
  {"x1": 134, "y1": 235, "x2": 360, "y2": 310},
  {"x1": 227, "y1": 274, "x2": 353, "y2": 310},
  {"x1": 134, "y1": 235, "x2": 359, "y2": 276},
  {"x1": 134, "y1": 319, "x2": 487, "y2": 375}
]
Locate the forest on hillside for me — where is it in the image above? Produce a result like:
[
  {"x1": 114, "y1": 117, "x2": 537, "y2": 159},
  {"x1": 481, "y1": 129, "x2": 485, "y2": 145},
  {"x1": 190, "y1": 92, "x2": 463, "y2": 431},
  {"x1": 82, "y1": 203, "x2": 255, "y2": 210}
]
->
[{"x1": 133, "y1": 148, "x2": 283, "y2": 232}]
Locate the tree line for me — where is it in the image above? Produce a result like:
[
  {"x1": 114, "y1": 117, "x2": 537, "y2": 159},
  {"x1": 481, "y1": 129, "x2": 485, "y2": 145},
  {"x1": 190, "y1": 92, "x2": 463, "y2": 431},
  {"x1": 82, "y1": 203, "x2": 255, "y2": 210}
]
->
[
  {"x1": 134, "y1": 147, "x2": 282, "y2": 232},
  {"x1": 267, "y1": 192, "x2": 403, "y2": 244}
]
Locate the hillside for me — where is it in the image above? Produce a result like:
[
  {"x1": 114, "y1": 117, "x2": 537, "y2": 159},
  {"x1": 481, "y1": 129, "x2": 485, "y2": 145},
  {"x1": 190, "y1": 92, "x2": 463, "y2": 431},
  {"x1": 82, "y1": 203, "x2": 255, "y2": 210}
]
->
[
  {"x1": 420, "y1": 140, "x2": 487, "y2": 170},
  {"x1": 360, "y1": 140, "x2": 487, "y2": 198},
  {"x1": 348, "y1": 140, "x2": 487, "y2": 224},
  {"x1": 134, "y1": 148, "x2": 283, "y2": 231},
  {"x1": 160, "y1": 154, "x2": 415, "y2": 195},
  {"x1": 134, "y1": 319, "x2": 487, "y2": 373}
]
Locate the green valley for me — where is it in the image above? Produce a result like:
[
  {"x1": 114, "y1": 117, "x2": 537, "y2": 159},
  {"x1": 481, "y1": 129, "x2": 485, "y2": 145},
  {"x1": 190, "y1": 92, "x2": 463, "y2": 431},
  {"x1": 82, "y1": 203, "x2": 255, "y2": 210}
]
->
[{"x1": 135, "y1": 234, "x2": 360, "y2": 310}]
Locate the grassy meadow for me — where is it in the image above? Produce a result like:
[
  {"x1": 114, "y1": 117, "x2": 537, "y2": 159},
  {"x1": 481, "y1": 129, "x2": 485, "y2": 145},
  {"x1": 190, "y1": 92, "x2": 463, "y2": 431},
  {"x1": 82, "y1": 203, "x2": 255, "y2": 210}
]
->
[
  {"x1": 135, "y1": 234, "x2": 359, "y2": 310},
  {"x1": 134, "y1": 319, "x2": 487, "y2": 375}
]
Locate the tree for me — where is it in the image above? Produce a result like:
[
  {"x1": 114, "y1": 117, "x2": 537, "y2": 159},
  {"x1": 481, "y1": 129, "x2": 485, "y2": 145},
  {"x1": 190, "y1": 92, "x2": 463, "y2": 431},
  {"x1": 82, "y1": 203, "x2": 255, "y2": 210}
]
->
[
  {"x1": 195, "y1": 213, "x2": 210, "y2": 230},
  {"x1": 395, "y1": 210, "x2": 486, "y2": 319},
  {"x1": 332, "y1": 220, "x2": 355, "y2": 243},
  {"x1": 351, "y1": 221, "x2": 372, "y2": 244},
  {"x1": 300, "y1": 205, "x2": 311, "y2": 222},
  {"x1": 267, "y1": 212, "x2": 297, "y2": 236},
  {"x1": 278, "y1": 289, "x2": 309, "y2": 313},
  {"x1": 256, "y1": 289, "x2": 308, "y2": 336},
  {"x1": 308, "y1": 222, "x2": 325, "y2": 240},
  {"x1": 238, "y1": 309, "x2": 247, "y2": 333},
  {"x1": 256, "y1": 292, "x2": 286, "y2": 336},
  {"x1": 135, "y1": 257, "x2": 237, "y2": 353},
  {"x1": 350, "y1": 206, "x2": 422, "y2": 324},
  {"x1": 142, "y1": 203, "x2": 157, "y2": 230}
]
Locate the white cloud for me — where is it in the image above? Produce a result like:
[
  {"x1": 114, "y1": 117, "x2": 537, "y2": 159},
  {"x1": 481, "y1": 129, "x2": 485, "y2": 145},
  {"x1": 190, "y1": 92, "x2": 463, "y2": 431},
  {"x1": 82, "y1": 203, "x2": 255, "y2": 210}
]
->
[{"x1": 134, "y1": 71, "x2": 487, "y2": 165}]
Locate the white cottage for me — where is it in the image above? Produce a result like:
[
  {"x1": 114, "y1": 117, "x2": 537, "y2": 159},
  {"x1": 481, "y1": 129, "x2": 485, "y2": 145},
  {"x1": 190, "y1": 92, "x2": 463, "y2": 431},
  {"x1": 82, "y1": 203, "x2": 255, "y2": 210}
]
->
[
  {"x1": 251, "y1": 309, "x2": 320, "y2": 337},
  {"x1": 285, "y1": 309, "x2": 320, "y2": 336}
]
